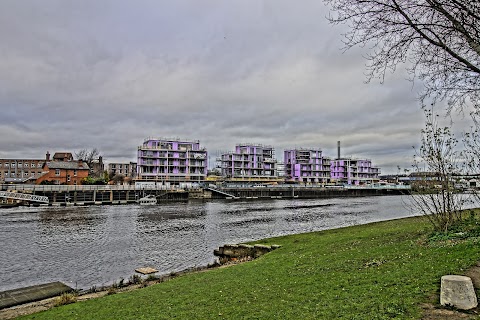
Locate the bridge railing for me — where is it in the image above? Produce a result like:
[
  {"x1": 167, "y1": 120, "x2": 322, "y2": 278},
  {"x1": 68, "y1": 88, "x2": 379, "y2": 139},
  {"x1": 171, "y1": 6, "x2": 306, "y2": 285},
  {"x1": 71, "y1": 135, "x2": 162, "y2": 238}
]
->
[{"x1": 0, "y1": 191, "x2": 49, "y2": 203}]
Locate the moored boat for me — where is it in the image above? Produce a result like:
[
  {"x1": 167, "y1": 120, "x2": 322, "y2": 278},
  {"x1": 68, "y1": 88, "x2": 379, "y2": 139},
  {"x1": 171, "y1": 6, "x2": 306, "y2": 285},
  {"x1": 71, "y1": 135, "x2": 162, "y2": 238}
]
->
[{"x1": 137, "y1": 195, "x2": 157, "y2": 205}]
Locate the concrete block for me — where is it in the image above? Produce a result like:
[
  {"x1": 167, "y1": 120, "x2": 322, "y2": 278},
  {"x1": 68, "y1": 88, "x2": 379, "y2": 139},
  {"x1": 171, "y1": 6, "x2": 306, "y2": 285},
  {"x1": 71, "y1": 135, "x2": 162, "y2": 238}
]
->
[
  {"x1": 0, "y1": 282, "x2": 73, "y2": 309},
  {"x1": 440, "y1": 275, "x2": 478, "y2": 310}
]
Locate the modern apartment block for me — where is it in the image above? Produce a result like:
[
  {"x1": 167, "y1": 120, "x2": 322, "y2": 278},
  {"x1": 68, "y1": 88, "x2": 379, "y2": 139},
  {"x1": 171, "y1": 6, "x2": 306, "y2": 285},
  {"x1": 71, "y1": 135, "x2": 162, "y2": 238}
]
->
[
  {"x1": 330, "y1": 158, "x2": 380, "y2": 185},
  {"x1": 0, "y1": 158, "x2": 45, "y2": 183},
  {"x1": 108, "y1": 162, "x2": 137, "y2": 178},
  {"x1": 137, "y1": 138, "x2": 207, "y2": 184},
  {"x1": 284, "y1": 149, "x2": 331, "y2": 184},
  {"x1": 220, "y1": 144, "x2": 278, "y2": 181}
]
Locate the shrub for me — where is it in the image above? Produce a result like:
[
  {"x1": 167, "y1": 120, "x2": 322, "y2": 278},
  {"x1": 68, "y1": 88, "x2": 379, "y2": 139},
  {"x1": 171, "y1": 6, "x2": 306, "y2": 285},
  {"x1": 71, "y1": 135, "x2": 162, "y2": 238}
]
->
[{"x1": 54, "y1": 293, "x2": 77, "y2": 306}]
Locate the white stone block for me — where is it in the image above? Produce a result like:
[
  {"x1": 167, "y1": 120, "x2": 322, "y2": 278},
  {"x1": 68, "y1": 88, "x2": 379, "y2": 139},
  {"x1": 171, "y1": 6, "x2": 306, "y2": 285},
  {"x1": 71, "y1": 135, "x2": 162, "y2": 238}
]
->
[{"x1": 440, "y1": 275, "x2": 478, "y2": 310}]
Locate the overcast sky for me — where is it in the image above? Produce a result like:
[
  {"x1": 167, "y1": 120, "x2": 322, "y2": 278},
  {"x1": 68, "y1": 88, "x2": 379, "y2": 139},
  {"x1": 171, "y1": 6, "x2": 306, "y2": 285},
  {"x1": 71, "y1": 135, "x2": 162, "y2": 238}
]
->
[{"x1": 0, "y1": 0, "x2": 452, "y2": 174}]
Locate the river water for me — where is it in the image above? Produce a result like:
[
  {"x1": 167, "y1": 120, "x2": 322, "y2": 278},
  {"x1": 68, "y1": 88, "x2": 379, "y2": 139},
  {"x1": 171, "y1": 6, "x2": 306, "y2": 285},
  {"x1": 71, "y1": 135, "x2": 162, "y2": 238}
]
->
[{"x1": 0, "y1": 195, "x2": 418, "y2": 291}]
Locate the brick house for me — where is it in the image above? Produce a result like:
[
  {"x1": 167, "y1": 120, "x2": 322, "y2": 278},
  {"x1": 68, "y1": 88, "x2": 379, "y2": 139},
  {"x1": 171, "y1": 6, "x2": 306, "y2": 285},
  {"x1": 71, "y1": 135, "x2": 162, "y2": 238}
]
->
[{"x1": 36, "y1": 152, "x2": 89, "y2": 185}]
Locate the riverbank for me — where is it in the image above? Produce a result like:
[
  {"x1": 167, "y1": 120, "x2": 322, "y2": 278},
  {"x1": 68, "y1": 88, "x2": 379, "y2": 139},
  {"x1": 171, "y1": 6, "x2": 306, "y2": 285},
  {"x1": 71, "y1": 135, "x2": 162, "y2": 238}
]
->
[
  {"x1": 2, "y1": 183, "x2": 409, "y2": 206},
  {"x1": 10, "y1": 213, "x2": 480, "y2": 319}
]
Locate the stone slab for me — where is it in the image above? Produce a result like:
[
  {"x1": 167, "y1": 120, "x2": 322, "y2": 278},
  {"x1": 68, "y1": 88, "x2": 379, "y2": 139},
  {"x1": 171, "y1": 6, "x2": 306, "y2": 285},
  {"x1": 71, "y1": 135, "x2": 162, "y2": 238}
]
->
[
  {"x1": 440, "y1": 275, "x2": 478, "y2": 310},
  {"x1": 0, "y1": 282, "x2": 73, "y2": 309},
  {"x1": 135, "y1": 267, "x2": 159, "y2": 275}
]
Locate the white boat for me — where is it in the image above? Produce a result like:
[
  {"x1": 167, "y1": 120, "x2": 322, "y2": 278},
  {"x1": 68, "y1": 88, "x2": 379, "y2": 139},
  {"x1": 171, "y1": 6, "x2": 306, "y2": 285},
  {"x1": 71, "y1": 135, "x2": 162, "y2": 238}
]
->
[{"x1": 137, "y1": 195, "x2": 158, "y2": 205}]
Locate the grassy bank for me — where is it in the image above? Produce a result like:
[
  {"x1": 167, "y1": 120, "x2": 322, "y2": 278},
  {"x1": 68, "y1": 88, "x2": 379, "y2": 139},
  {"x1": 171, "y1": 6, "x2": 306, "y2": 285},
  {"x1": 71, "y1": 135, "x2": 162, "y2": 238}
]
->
[{"x1": 20, "y1": 215, "x2": 480, "y2": 319}]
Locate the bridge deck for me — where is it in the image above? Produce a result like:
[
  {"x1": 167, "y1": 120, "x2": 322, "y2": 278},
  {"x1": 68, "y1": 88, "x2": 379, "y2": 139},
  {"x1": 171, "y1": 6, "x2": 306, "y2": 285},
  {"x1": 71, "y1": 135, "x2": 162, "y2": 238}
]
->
[{"x1": 0, "y1": 191, "x2": 49, "y2": 204}]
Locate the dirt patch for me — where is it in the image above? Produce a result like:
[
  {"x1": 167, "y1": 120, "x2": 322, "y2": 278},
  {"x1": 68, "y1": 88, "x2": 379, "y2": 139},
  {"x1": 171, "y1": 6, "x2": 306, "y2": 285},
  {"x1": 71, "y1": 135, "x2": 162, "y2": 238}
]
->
[{"x1": 422, "y1": 262, "x2": 480, "y2": 320}]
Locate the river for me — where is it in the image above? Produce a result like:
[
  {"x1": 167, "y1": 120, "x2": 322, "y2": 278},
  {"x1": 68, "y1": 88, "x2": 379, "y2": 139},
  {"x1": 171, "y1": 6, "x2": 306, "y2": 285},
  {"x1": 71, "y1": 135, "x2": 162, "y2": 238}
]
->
[{"x1": 0, "y1": 195, "x2": 418, "y2": 291}]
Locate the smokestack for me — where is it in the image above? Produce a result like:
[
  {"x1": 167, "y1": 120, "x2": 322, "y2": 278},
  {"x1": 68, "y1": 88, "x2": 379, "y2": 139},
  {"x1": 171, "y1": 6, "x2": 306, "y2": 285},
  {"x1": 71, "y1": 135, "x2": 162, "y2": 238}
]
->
[
  {"x1": 337, "y1": 141, "x2": 340, "y2": 159},
  {"x1": 46, "y1": 151, "x2": 50, "y2": 161}
]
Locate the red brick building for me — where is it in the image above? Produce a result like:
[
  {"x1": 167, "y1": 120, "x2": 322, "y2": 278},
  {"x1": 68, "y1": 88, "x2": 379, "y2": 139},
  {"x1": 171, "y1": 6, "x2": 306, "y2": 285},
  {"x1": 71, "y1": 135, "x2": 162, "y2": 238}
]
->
[{"x1": 36, "y1": 152, "x2": 89, "y2": 185}]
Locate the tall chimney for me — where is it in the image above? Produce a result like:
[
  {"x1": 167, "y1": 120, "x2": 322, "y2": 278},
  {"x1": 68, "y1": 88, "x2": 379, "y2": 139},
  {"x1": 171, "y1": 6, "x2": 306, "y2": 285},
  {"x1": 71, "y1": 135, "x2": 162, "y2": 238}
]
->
[
  {"x1": 337, "y1": 141, "x2": 341, "y2": 159},
  {"x1": 46, "y1": 151, "x2": 50, "y2": 161}
]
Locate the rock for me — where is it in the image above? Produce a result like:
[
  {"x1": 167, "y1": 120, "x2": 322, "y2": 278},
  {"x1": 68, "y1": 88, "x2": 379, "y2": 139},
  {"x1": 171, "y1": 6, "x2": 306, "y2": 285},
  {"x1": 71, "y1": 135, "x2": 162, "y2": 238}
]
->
[{"x1": 440, "y1": 275, "x2": 478, "y2": 310}]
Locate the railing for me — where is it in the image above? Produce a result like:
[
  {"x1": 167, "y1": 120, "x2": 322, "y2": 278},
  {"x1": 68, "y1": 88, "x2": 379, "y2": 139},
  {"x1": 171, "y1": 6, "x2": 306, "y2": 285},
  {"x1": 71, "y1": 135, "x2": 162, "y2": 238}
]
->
[{"x1": 0, "y1": 191, "x2": 49, "y2": 203}]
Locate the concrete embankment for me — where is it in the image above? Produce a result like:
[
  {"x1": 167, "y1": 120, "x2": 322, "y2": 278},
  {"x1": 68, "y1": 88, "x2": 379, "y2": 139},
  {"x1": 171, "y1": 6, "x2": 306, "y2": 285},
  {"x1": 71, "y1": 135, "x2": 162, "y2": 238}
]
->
[
  {"x1": 0, "y1": 282, "x2": 73, "y2": 309},
  {"x1": 3, "y1": 185, "x2": 409, "y2": 206}
]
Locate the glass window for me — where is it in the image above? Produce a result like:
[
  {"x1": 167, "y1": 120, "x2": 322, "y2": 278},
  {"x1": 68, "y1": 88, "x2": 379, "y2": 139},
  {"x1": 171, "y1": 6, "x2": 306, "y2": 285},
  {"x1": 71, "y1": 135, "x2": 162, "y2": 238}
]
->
[{"x1": 55, "y1": 169, "x2": 60, "y2": 176}]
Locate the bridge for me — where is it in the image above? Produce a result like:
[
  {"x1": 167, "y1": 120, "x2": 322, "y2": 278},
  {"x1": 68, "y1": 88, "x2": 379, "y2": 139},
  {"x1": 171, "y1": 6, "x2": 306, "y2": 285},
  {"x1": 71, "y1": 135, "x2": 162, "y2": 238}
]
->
[
  {"x1": 0, "y1": 191, "x2": 49, "y2": 204},
  {"x1": 204, "y1": 187, "x2": 237, "y2": 199}
]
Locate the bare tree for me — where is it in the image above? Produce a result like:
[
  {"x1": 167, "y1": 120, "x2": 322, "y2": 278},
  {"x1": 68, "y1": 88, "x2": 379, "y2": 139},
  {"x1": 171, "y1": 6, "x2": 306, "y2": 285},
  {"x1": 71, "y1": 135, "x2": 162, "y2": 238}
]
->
[
  {"x1": 463, "y1": 113, "x2": 480, "y2": 197},
  {"x1": 324, "y1": 0, "x2": 480, "y2": 111},
  {"x1": 75, "y1": 148, "x2": 100, "y2": 165},
  {"x1": 75, "y1": 148, "x2": 104, "y2": 178},
  {"x1": 409, "y1": 108, "x2": 469, "y2": 231}
]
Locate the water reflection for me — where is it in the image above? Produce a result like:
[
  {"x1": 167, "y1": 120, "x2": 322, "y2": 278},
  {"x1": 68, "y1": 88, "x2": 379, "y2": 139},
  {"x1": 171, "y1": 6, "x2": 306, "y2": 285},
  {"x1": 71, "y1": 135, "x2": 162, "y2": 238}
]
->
[{"x1": 0, "y1": 196, "x2": 419, "y2": 291}]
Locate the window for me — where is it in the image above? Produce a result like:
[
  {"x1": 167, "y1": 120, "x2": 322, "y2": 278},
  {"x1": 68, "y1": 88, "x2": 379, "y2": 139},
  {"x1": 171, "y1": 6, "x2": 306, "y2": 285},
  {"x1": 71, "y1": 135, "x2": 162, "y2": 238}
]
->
[
  {"x1": 67, "y1": 175, "x2": 71, "y2": 182},
  {"x1": 74, "y1": 170, "x2": 77, "y2": 176},
  {"x1": 18, "y1": 163, "x2": 23, "y2": 168},
  {"x1": 55, "y1": 169, "x2": 60, "y2": 176},
  {"x1": 37, "y1": 163, "x2": 42, "y2": 168},
  {"x1": 11, "y1": 163, "x2": 16, "y2": 168}
]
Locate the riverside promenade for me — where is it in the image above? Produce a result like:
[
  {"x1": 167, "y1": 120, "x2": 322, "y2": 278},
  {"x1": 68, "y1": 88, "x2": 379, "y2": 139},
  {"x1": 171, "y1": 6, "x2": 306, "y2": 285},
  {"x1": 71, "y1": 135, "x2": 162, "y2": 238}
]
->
[{"x1": 0, "y1": 183, "x2": 410, "y2": 206}]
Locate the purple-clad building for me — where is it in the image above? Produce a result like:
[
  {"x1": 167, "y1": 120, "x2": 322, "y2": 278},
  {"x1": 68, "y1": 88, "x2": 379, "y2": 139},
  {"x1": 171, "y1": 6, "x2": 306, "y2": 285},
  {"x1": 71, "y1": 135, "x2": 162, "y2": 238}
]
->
[
  {"x1": 137, "y1": 138, "x2": 207, "y2": 185},
  {"x1": 220, "y1": 144, "x2": 277, "y2": 181},
  {"x1": 284, "y1": 149, "x2": 331, "y2": 184},
  {"x1": 330, "y1": 158, "x2": 380, "y2": 185}
]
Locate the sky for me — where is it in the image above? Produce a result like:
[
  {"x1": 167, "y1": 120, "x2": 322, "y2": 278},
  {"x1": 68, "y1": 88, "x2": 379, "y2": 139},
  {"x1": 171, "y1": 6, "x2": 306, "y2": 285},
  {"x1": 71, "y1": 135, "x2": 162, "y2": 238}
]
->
[{"x1": 0, "y1": 0, "x2": 444, "y2": 174}]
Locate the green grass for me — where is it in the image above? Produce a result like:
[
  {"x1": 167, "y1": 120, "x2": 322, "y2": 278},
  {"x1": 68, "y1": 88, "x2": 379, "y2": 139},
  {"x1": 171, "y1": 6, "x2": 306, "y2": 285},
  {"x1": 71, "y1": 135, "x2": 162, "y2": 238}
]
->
[{"x1": 21, "y1": 215, "x2": 480, "y2": 319}]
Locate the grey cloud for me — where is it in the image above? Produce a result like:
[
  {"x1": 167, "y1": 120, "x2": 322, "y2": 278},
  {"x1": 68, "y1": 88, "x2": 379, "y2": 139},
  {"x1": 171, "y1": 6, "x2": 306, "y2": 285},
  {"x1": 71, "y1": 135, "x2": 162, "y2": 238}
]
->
[{"x1": 0, "y1": 0, "x2": 447, "y2": 173}]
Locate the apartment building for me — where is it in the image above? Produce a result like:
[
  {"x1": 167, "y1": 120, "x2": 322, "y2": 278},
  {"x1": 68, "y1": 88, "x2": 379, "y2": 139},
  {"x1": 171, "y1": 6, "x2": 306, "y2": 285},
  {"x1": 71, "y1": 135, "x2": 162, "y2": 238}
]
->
[
  {"x1": 219, "y1": 144, "x2": 278, "y2": 181},
  {"x1": 108, "y1": 162, "x2": 137, "y2": 178},
  {"x1": 0, "y1": 158, "x2": 45, "y2": 184},
  {"x1": 136, "y1": 138, "x2": 207, "y2": 184},
  {"x1": 284, "y1": 149, "x2": 331, "y2": 184},
  {"x1": 330, "y1": 158, "x2": 380, "y2": 185}
]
